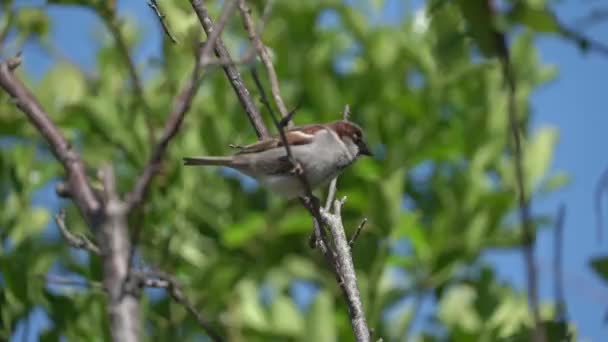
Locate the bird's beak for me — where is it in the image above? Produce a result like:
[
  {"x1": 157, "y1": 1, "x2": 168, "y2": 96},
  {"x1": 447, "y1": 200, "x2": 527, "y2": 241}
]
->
[{"x1": 358, "y1": 141, "x2": 373, "y2": 157}]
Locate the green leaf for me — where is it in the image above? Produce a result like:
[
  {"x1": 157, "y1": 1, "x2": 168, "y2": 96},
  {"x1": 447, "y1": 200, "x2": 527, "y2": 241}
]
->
[
  {"x1": 524, "y1": 126, "x2": 558, "y2": 191},
  {"x1": 509, "y1": 6, "x2": 561, "y2": 33}
]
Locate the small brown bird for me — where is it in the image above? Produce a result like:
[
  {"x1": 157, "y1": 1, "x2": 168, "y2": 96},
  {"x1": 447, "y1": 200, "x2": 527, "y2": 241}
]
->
[{"x1": 183, "y1": 120, "x2": 372, "y2": 198}]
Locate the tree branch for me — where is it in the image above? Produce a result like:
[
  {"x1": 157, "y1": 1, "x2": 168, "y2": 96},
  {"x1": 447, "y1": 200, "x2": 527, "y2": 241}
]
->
[
  {"x1": 140, "y1": 270, "x2": 224, "y2": 342},
  {"x1": 251, "y1": 68, "x2": 371, "y2": 342},
  {"x1": 0, "y1": 57, "x2": 101, "y2": 220},
  {"x1": 553, "y1": 204, "x2": 568, "y2": 321},
  {"x1": 0, "y1": 56, "x2": 141, "y2": 342},
  {"x1": 55, "y1": 210, "x2": 100, "y2": 255},
  {"x1": 493, "y1": 15, "x2": 546, "y2": 342},
  {"x1": 321, "y1": 198, "x2": 370, "y2": 341},
  {"x1": 190, "y1": 0, "x2": 270, "y2": 139},
  {"x1": 98, "y1": 165, "x2": 141, "y2": 342},
  {"x1": 104, "y1": 13, "x2": 155, "y2": 145},
  {"x1": 125, "y1": 53, "x2": 199, "y2": 211},
  {"x1": 147, "y1": 0, "x2": 179, "y2": 44},
  {"x1": 238, "y1": 0, "x2": 291, "y2": 126}
]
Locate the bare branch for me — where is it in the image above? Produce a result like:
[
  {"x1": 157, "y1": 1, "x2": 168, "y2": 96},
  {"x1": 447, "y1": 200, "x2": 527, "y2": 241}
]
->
[
  {"x1": 491, "y1": 2, "x2": 545, "y2": 339},
  {"x1": 147, "y1": 0, "x2": 179, "y2": 44},
  {"x1": 349, "y1": 217, "x2": 367, "y2": 248},
  {"x1": 342, "y1": 104, "x2": 351, "y2": 121},
  {"x1": 190, "y1": 0, "x2": 270, "y2": 139},
  {"x1": 44, "y1": 275, "x2": 104, "y2": 290},
  {"x1": 553, "y1": 204, "x2": 568, "y2": 321},
  {"x1": 0, "y1": 57, "x2": 101, "y2": 220},
  {"x1": 55, "y1": 210, "x2": 100, "y2": 255},
  {"x1": 324, "y1": 105, "x2": 351, "y2": 211},
  {"x1": 199, "y1": 0, "x2": 274, "y2": 68},
  {"x1": 104, "y1": 14, "x2": 155, "y2": 145},
  {"x1": 573, "y1": 7, "x2": 608, "y2": 30},
  {"x1": 97, "y1": 165, "x2": 141, "y2": 342},
  {"x1": 595, "y1": 167, "x2": 608, "y2": 241},
  {"x1": 127, "y1": 42, "x2": 211, "y2": 211},
  {"x1": 141, "y1": 270, "x2": 224, "y2": 342},
  {"x1": 251, "y1": 68, "x2": 370, "y2": 340},
  {"x1": 325, "y1": 178, "x2": 338, "y2": 211},
  {"x1": 238, "y1": 0, "x2": 292, "y2": 126},
  {"x1": 322, "y1": 198, "x2": 370, "y2": 341}
]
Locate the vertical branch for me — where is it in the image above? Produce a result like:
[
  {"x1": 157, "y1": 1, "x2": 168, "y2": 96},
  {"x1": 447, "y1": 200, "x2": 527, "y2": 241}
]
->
[
  {"x1": 0, "y1": 57, "x2": 141, "y2": 342},
  {"x1": 190, "y1": 0, "x2": 270, "y2": 139},
  {"x1": 238, "y1": 0, "x2": 291, "y2": 125},
  {"x1": 323, "y1": 198, "x2": 371, "y2": 341},
  {"x1": 492, "y1": 17, "x2": 546, "y2": 342},
  {"x1": 553, "y1": 204, "x2": 568, "y2": 321},
  {"x1": 98, "y1": 165, "x2": 141, "y2": 342},
  {"x1": 251, "y1": 67, "x2": 370, "y2": 341}
]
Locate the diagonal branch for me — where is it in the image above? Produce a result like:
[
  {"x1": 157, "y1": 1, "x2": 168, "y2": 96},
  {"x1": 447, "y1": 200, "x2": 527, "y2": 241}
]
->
[
  {"x1": 126, "y1": 0, "x2": 239, "y2": 211},
  {"x1": 190, "y1": 0, "x2": 270, "y2": 139},
  {"x1": 0, "y1": 56, "x2": 141, "y2": 342},
  {"x1": 126, "y1": 42, "x2": 205, "y2": 211},
  {"x1": 55, "y1": 210, "x2": 100, "y2": 255},
  {"x1": 238, "y1": 0, "x2": 292, "y2": 126},
  {"x1": 321, "y1": 198, "x2": 370, "y2": 342},
  {"x1": 251, "y1": 68, "x2": 370, "y2": 341},
  {"x1": 0, "y1": 57, "x2": 101, "y2": 220},
  {"x1": 140, "y1": 270, "x2": 224, "y2": 342},
  {"x1": 104, "y1": 13, "x2": 155, "y2": 145},
  {"x1": 147, "y1": 0, "x2": 179, "y2": 44}
]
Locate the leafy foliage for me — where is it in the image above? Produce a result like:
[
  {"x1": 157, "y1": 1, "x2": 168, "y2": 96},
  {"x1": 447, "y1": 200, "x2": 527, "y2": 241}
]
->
[{"x1": 0, "y1": 0, "x2": 581, "y2": 340}]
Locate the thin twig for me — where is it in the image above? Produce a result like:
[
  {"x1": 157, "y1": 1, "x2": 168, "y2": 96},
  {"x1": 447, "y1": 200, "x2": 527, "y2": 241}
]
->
[
  {"x1": 199, "y1": 0, "x2": 274, "y2": 68},
  {"x1": 55, "y1": 210, "x2": 100, "y2": 255},
  {"x1": 238, "y1": 0, "x2": 292, "y2": 126},
  {"x1": 104, "y1": 14, "x2": 155, "y2": 146},
  {"x1": 44, "y1": 274, "x2": 104, "y2": 290},
  {"x1": 342, "y1": 104, "x2": 351, "y2": 121},
  {"x1": 573, "y1": 7, "x2": 608, "y2": 30},
  {"x1": 190, "y1": 0, "x2": 269, "y2": 139},
  {"x1": 198, "y1": 0, "x2": 239, "y2": 66},
  {"x1": 142, "y1": 270, "x2": 224, "y2": 342},
  {"x1": 349, "y1": 218, "x2": 367, "y2": 248},
  {"x1": 126, "y1": 42, "x2": 210, "y2": 211},
  {"x1": 496, "y1": 24, "x2": 547, "y2": 342},
  {"x1": 147, "y1": 0, "x2": 179, "y2": 44},
  {"x1": 595, "y1": 167, "x2": 608, "y2": 242},
  {"x1": 325, "y1": 178, "x2": 338, "y2": 211},
  {"x1": 324, "y1": 105, "x2": 351, "y2": 212},
  {"x1": 553, "y1": 204, "x2": 568, "y2": 321}
]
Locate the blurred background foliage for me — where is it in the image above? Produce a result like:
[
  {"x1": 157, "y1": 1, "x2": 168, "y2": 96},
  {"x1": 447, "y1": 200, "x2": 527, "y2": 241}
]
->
[{"x1": 1, "y1": 0, "x2": 601, "y2": 340}]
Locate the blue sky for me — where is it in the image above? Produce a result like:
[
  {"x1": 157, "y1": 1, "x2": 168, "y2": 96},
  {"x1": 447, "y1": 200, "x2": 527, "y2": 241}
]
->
[{"x1": 4, "y1": 0, "x2": 608, "y2": 341}]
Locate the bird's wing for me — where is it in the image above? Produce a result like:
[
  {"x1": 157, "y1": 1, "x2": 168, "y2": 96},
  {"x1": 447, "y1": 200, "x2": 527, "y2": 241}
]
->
[{"x1": 235, "y1": 125, "x2": 327, "y2": 155}]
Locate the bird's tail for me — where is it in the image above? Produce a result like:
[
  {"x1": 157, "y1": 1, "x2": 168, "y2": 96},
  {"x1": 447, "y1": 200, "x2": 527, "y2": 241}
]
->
[{"x1": 183, "y1": 156, "x2": 237, "y2": 167}]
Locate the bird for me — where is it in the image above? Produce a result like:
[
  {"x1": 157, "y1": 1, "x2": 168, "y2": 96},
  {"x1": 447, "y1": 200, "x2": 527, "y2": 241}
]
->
[{"x1": 183, "y1": 120, "x2": 372, "y2": 198}]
